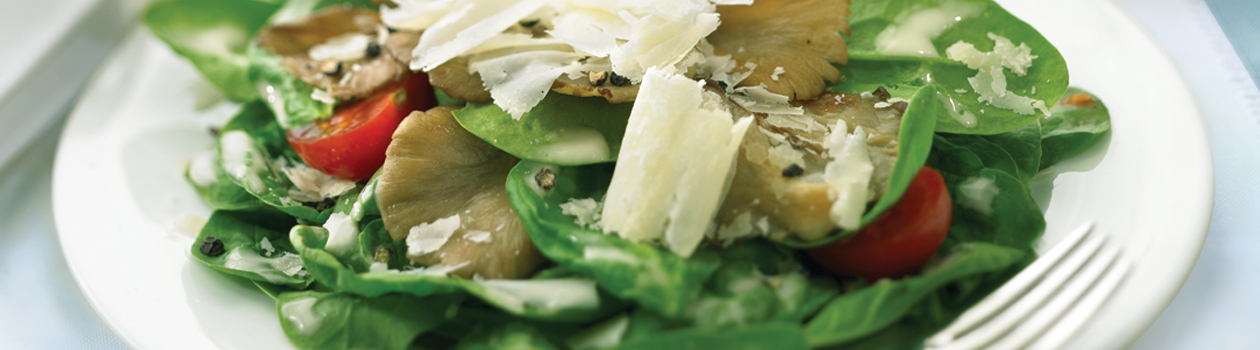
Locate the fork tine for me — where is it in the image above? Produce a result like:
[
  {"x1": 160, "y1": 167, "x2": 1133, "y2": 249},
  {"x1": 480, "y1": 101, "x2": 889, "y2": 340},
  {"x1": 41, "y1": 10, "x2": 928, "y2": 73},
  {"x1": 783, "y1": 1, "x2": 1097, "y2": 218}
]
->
[
  {"x1": 928, "y1": 228, "x2": 1107, "y2": 350},
  {"x1": 924, "y1": 222, "x2": 1095, "y2": 348},
  {"x1": 1028, "y1": 256, "x2": 1132, "y2": 350},
  {"x1": 986, "y1": 244, "x2": 1122, "y2": 350}
]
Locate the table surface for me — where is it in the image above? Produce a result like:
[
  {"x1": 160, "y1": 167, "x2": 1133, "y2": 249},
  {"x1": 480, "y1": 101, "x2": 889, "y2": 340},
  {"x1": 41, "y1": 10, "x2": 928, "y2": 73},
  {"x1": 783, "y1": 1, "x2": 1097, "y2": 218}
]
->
[{"x1": 2, "y1": 0, "x2": 1258, "y2": 348}]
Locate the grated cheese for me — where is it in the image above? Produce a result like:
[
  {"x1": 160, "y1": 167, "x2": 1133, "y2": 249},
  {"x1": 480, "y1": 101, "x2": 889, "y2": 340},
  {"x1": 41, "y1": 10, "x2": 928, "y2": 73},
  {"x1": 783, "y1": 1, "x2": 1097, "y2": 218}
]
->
[{"x1": 946, "y1": 33, "x2": 1049, "y2": 116}]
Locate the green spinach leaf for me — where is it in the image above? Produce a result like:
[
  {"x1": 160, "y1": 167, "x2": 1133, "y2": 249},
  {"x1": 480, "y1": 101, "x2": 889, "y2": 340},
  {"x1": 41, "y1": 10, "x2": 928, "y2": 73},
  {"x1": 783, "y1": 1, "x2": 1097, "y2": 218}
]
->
[
  {"x1": 803, "y1": 243, "x2": 1026, "y2": 347},
  {"x1": 275, "y1": 290, "x2": 462, "y2": 350},
  {"x1": 249, "y1": 48, "x2": 334, "y2": 129},
  {"x1": 1040, "y1": 87, "x2": 1111, "y2": 169},
  {"x1": 186, "y1": 149, "x2": 263, "y2": 210},
  {"x1": 192, "y1": 209, "x2": 312, "y2": 288},
  {"x1": 144, "y1": 0, "x2": 281, "y2": 102},
  {"x1": 218, "y1": 101, "x2": 326, "y2": 222},
  {"x1": 504, "y1": 162, "x2": 722, "y2": 317},
  {"x1": 454, "y1": 93, "x2": 634, "y2": 165},
  {"x1": 834, "y1": 0, "x2": 1069, "y2": 134},
  {"x1": 615, "y1": 322, "x2": 809, "y2": 350},
  {"x1": 288, "y1": 224, "x2": 623, "y2": 322}
]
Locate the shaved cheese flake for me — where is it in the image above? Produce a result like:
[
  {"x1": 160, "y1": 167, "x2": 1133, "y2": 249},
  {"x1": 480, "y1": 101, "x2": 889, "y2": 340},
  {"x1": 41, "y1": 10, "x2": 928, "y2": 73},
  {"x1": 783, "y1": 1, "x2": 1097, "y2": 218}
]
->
[
  {"x1": 874, "y1": 1, "x2": 984, "y2": 57},
  {"x1": 470, "y1": 50, "x2": 585, "y2": 118},
  {"x1": 411, "y1": 0, "x2": 551, "y2": 71},
  {"x1": 279, "y1": 159, "x2": 357, "y2": 202},
  {"x1": 822, "y1": 120, "x2": 874, "y2": 232},
  {"x1": 309, "y1": 33, "x2": 371, "y2": 62},
  {"x1": 609, "y1": 10, "x2": 720, "y2": 82},
  {"x1": 381, "y1": 0, "x2": 461, "y2": 31},
  {"x1": 601, "y1": 67, "x2": 753, "y2": 257},
  {"x1": 549, "y1": 8, "x2": 625, "y2": 56},
  {"x1": 406, "y1": 214, "x2": 461, "y2": 256},
  {"x1": 946, "y1": 33, "x2": 1049, "y2": 116},
  {"x1": 729, "y1": 85, "x2": 804, "y2": 115}
]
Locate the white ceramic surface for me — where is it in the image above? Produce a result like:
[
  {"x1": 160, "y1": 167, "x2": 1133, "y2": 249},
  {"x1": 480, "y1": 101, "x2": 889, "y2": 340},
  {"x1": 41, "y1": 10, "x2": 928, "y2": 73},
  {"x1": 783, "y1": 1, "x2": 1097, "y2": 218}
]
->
[{"x1": 52, "y1": 0, "x2": 1213, "y2": 349}]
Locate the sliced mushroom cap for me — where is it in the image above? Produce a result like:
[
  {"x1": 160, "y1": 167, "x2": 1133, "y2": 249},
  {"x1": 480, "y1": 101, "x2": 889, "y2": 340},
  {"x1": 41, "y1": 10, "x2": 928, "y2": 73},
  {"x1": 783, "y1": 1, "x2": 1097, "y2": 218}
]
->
[
  {"x1": 718, "y1": 91, "x2": 902, "y2": 241},
  {"x1": 257, "y1": 7, "x2": 380, "y2": 56},
  {"x1": 377, "y1": 106, "x2": 545, "y2": 279},
  {"x1": 428, "y1": 57, "x2": 494, "y2": 104},
  {"x1": 709, "y1": 0, "x2": 850, "y2": 101},
  {"x1": 257, "y1": 6, "x2": 415, "y2": 100}
]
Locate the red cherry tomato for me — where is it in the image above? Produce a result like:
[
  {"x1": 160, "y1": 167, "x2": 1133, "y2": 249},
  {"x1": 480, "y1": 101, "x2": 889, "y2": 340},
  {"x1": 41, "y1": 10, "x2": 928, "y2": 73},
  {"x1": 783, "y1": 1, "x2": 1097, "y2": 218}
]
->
[
  {"x1": 287, "y1": 72, "x2": 436, "y2": 181},
  {"x1": 807, "y1": 167, "x2": 952, "y2": 281}
]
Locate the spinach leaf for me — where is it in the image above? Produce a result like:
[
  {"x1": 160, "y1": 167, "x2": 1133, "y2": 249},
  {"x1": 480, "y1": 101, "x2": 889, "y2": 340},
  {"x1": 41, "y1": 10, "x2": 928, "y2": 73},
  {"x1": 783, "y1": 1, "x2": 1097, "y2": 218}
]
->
[
  {"x1": 288, "y1": 224, "x2": 624, "y2": 322},
  {"x1": 803, "y1": 243, "x2": 1026, "y2": 347},
  {"x1": 219, "y1": 101, "x2": 326, "y2": 222},
  {"x1": 615, "y1": 322, "x2": 809, "y2": 350},
  {"x1": 435, "y1": 88, "x2": 468, "y2": 107},
  {"x1": 932, "y1": 120, "x2": 1041, "y2": 183},
  {"x1": 459, "y1": 323, "x2": 563, "y2": 350},
  {"x1": 192, "y1": 209, "x2": 312, "y2": 288},
  {"x1": 275, "y1": 290, "x2": 462, "y2": 350},
  {"x1": 786, "y1": 85, "x2": 939, "y2": 247},
  {"x1": 939, "y1": 169, "x2": 1046, "y2": 251},
  {"x1": 144, "y1": 0, "x2": 281, "y2": 102},
  {"x1": 1040, "y1": 87, "x2": 1111, "y2": 169},
  {"x1": 689, "y1": 240, "x2": 838, "y2": 329},
  {"x1": 249, "y1": 48, "x2": 334, "y2": 129},
  {"x1": 453, "y1": 93, "x2": 634, "y2": 165},
  {"x1": 504, "y1": 162, "x2": 722, "y2": 317},
  {"x1": 834, "y1": 0, "x2": 1069, "y2": 134},
  {"x1": 186, "y1": 149, "x2": 263, "y2": 210}
]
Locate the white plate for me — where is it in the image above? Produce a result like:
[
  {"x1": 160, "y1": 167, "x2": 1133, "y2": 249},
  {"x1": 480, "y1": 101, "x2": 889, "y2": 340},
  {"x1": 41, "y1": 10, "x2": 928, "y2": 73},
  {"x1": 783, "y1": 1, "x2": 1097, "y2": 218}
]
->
[{"x1": 52, "y1": 0, "x2": 1213, "y2": 349}]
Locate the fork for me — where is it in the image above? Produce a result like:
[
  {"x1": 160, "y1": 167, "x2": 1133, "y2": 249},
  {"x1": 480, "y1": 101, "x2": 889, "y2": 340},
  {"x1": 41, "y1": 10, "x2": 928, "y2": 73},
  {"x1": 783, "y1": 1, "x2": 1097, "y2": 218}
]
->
[{"x1": 924, "y1": 222, "x2": 1132, "y2": 350}]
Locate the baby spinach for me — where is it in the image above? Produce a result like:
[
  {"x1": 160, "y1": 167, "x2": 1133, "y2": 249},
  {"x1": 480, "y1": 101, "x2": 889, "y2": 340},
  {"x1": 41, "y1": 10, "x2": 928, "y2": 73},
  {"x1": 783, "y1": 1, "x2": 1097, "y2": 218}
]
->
[
  {"x1": 192, "y1": 209, "x2": 312, "y2": 288},
  {"x1": 803, "y1": 243, "x2": 1026, "y2": 347},
  {"x1": 144, "y1": 0, "x2": 281, "y2": 102},
  {"x1": 1040, "y1": 87, "x2": 1112, "y2": 169},
  {"x1": 249, "y1": 48, "x2": 334, "y2": 129},
  {"x1": 689, "y1": 240, "x2": 838, "y2": 329},
  {"x1": 288, "y1": 224, "x2": 623, "y2": 322},
  {"x1": 786, "y1": 85, "x2": 939, "y2": 247},
  {"x1": 219, "y1": 101, "x2": 325, "y2": 222},
  {"x1": 504, "y1": 162, "x2": 722, "y2": 318},
  {"x1": 453, "y1": 93, "x2": 634, "y2": 165},
  {"x1": 458, "y1": 323, "x2": 564, "y2": 350},
  {"x1": 275, "y1": 290, "x2": 462, "y2": 350},
  {"x1": 834, "y1": 0, "x2": 1069, "y2": 134},
  {"x1": 185, "y1": 150, "x2": 263, "y2": 210},
  {"x1": 615, "y1": 322, "x2": 809, "y2": 350}
]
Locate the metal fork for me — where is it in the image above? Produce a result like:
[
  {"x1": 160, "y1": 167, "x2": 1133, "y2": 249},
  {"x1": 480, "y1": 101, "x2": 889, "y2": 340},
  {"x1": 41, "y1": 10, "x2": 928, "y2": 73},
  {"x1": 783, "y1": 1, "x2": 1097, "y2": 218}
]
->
[{"x1": 924, "y1": 222, "x2": 1132, "y2": 350}]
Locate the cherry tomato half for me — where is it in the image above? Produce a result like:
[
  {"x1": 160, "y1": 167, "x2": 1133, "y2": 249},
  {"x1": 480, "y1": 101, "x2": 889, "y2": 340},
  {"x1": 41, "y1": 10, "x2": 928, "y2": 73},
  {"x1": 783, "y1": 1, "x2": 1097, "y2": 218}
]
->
[
  {"x1": 287, "y1": 72, "x2": 436, "y2": 181},
  {"x1": 807, "y1": 167, "x2": 952, "y2": 281}
]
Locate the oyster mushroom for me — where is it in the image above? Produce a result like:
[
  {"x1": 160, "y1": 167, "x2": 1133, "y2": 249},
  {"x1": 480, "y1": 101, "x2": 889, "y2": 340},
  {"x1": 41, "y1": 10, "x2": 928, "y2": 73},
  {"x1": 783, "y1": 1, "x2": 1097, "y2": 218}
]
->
[
  {"x1": 716, "y1": 90, "x2": 903, "y2": 242},
  {"x1": 708, "y1": 0, "x2": 851, "y2": 101},
  {"x1": 256, "y1": 6, "x2": 416, "y2": 100},
  {"x1": 376, "y1": 106, "x2": 545, "y2": 279}
]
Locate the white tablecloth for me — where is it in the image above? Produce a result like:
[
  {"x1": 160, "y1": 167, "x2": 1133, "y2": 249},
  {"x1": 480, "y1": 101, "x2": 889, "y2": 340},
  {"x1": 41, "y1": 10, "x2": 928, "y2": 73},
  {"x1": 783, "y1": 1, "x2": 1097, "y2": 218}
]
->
[{"x1": 1, "y1": 0, "x2": 1257, "y2": 348}]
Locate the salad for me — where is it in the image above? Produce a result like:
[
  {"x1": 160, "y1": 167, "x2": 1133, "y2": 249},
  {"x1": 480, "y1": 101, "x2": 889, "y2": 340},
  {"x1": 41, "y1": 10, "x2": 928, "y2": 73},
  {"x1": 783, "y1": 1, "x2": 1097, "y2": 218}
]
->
[{"x1": 146, "y1": 0, "x2": 1112, "y2": 348}]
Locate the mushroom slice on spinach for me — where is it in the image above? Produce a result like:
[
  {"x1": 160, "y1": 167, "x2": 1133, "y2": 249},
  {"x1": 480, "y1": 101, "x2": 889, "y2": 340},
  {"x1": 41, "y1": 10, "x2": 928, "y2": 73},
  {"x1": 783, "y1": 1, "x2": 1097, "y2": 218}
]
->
[
  {"x1": 256, "y1": 6, "x2": 412, "y2": 101},
  {"x1": 376, "y1": 106, "x2": 545, "y2": 279},
  {"x1": 708, "y1": 0, "x2": 850, "y2": 101},
  {"x1": 717, "y1": 91, "x2": 905, "y2": 242}
]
